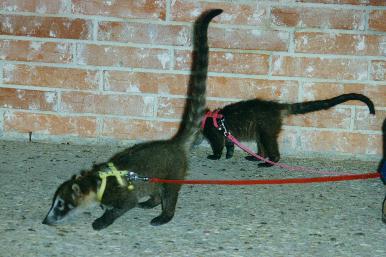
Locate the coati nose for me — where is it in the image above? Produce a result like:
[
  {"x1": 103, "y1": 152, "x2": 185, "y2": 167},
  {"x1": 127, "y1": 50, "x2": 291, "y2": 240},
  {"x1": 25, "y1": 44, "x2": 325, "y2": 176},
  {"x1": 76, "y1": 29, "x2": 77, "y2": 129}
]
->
[{"x1": 42, "y1": 217, "x2": 48, "y2": 225}]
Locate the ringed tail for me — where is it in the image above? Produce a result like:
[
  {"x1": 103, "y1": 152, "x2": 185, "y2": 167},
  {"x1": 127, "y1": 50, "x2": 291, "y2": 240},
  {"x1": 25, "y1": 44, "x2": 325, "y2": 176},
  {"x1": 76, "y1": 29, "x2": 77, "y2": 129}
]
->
[
  {"x1": 173, "y1": 9, "x2": 223, "y2": 144},
  {"x1": 288, "y1": 93, "x2": 375, "y2": 115}
]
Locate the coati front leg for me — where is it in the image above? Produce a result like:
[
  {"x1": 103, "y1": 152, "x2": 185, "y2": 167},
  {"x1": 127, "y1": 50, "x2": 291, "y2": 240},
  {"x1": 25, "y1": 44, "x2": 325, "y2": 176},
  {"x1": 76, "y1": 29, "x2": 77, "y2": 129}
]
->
[
  {"x1": 151, "y1": 183, "x2": 181, "y2": 226},
  {"x1": 257, "y1": 130, "x2": 280, "y2": 167},
  {"x1": 92, "y1": 189, "x2": 137, "y2": 230},
  {"x1": 225, "y1": 139, "x2": 234, "y2": 159},
  {"x1": 207, "y1": 135, "x2": 225, "y2": 160},
  {"x1": 93, "y1": 207, "x2": 131, "y2": 230}
]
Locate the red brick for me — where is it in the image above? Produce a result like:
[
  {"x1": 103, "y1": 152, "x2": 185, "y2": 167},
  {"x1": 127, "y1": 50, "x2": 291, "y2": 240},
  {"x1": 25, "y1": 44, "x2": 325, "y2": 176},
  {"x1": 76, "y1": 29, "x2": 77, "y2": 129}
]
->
[
  {"x1": 208, "y1": 28, "x2": 289, "y2": 51},
  {"x1": 354, "y1": 109, "x2": 385, "y2": 131},
  {"x1": 369, "y1": 0, "x2": 386, "y2": 5},
  {"x1": 271, "y1": 56, "x2": 368, "y2": 80},
  {"x1": 302, "y1": 83, "x2": 386, "y2": 108},
  {"x1": 0, "y1": 87, "x2": 56, "y2": 111},
  {"x1": 284, "y1": 108, "x2": 352, "y2": 129},
  {"x1": 0, "y1": 15, "x2": 92, "y2": 39},
  {"x1": 0, "y1": 40, "x2": 72, "y2": 63},
  {"x1": 369, "y1": 10, "x2": 386, "y2": 32},
  {"x1": 72, "y1": 0, "x2": 166, "y2": 20},
  {"x1": 295, "y1": 32, "x2": 385, "y2": 56},
  {"x1": 3, "y1": 64, "x2": 101, "y2": 90},
  {"x1": 207, "y1": 77, "x2": 299, "y2": 102},
  {"x1": 102, "y1": 118, "x2": 178, "y2": 140},
  {"x1": 60, "y1": 92, "x2": 155, "y2": 117},
  {"x1": 371, "y1": 61, "x2": 386, "y2": 81},
  {"x1": 171, "y1": 0, "x2": 267, "y2": 25},
  {"x1": 0, "y1": 0, "x2": 69, "y2": 13},
  {"x1": 4, "y1": 111, "x2": 96, "y2": 137},
  {"x1": 298, "y1": 130, "x2": 381, "y2": 155},
  {"x1": 98, "y1": 22, "x2": 191, "y2": 46},
  {"x1": 175, "y1": 51, "x2": 269, "y2": 75},
  {"x1": 104, "y1": 71, "x2": 188, "y2": 95},
  {"x1": 271, "y1": 7, "x2": 365, "y2": 30},
  {"x1": 77, "y1": 44, "x2": 171, "y2": 69},
  {"x1": 157, "y1": 97, "x2": 185, "y2": 119}
]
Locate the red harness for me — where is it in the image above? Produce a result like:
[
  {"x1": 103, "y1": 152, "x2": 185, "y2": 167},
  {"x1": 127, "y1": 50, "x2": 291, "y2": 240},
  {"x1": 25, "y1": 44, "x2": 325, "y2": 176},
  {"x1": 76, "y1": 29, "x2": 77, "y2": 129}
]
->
[{"x1": 201, "y1": 109, "x2": 223, "y2": 129}]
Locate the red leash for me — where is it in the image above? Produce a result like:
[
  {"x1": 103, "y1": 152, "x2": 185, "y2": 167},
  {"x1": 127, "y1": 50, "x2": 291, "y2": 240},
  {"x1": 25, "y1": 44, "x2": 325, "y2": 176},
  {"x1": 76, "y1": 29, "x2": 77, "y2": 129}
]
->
[
  {"x1": 148, "y1": 110, "x2": 379, "y2": 185},
  {"x1": 150, "y1": 173, "x2": 380, "y2": 185}
]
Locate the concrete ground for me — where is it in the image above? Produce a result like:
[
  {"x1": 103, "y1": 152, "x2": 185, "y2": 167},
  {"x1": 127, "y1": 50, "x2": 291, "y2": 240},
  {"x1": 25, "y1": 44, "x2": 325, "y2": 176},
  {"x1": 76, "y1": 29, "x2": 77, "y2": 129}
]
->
[{"x1": 0, "y1": 139, "x2": 385, "y2": 257}]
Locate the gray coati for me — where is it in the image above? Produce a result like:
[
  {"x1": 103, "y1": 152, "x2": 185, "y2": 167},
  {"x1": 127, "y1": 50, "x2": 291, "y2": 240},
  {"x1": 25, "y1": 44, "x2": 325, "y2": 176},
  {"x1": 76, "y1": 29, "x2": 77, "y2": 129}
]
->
[
  {"x1": 42, "y1": 9, "x2": 223, "y2": 230},
  {"x1": 201, "y1": 94, "x2": 375, "y2": 167}
]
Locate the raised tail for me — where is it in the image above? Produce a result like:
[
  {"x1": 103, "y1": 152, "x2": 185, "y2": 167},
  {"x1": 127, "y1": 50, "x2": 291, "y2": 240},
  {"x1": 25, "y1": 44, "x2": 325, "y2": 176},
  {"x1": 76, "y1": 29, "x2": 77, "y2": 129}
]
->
[
  {"x1": 173, "y1": 9, "x2": 223, "y2": 145},
  {"x1": 287, "y1": 93, "x2": 375, "y2": 115}
]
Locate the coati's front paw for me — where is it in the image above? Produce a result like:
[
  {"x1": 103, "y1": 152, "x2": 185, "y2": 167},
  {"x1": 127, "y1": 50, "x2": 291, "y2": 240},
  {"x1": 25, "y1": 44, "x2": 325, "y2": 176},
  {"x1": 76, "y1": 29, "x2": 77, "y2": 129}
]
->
[
  {"x1": 245, "y1": 156, "x2": 260, "y2": 162},
  {"x1": 258, "y1": 162, "x2": 274, "y2": 167},
  {"x1": 225, "y1": 153, "x2": 233, "y2": 159},
  {"x1": 150, "y1": 214, "x2": 173, "y2": 226},
  {"x1": 207, "y1": 154, "x2": 221, "y2": 160},
  {"x1": 92, "y1": 218, "x2": 111, "y2": 230}
]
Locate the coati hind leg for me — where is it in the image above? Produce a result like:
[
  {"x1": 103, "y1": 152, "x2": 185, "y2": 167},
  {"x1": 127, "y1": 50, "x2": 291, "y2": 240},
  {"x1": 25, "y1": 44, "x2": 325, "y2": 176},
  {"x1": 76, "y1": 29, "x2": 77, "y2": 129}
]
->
[
  {"x1": 257, "y1": 130, "x2": 280, "y2": 167},
  {"x1": 151, "y1": 183, "x2": 182, "y2": 226},
  {"x1": 245, "y1": 133, "x2": 267, "y2": 162}
]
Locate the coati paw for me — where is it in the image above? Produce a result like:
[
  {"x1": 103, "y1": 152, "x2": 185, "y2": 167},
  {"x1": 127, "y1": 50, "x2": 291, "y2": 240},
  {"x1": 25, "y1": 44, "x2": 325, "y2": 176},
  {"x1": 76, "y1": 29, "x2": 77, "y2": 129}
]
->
[
  {"x1": 225, "y1": 153, "x2": 233, "y2": 159},
  {"x1": 245, "y1": 156, "x2": 260, "y2": 162},
  {"x1": 150, "y1": 215, "x2": 173, "y2": 226},
  {"x1": 207, "y1": 154, "x2": 221, "y2": 160},
  {"x1": 258, "y1": 162, "x2": 274, "y2": 168},
  {"x1": 92, "y1": 218, "x2": 110, "y2": 230}
]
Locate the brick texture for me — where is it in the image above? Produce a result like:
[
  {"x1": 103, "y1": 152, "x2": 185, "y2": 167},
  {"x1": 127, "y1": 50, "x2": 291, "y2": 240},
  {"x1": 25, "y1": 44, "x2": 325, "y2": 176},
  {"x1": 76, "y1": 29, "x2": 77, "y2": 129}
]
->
[
  {"x1": 0, "y1": 40, "x2": 73, "y2": 63},
  {"x1": 369, "y1": 10, "x2": 386, "y2": 32},
  {"x1": 0, "y1": 87, "x2": 57, "y2": 111},
  {"x1": 271, "y1": 7, "x2": 365, "y2": 30},
  {"x1": 0, "y1": 0, "x2": 384, "y2": 158},
  {"x1": 71, "y1": 0, "x2": 166, "y2": 20},
  {"x1": 3, "y1": 64, "x2": 101, "y2": 90},
  {"x1": 4, "y1": 111, "x2": 96, "y2": 137},
  {"x1": 0, "y1": 15, "x2": 92, "y2": 39},
  {"x1": 295, "y1": 32, "x2": 386, "y2": 56}
]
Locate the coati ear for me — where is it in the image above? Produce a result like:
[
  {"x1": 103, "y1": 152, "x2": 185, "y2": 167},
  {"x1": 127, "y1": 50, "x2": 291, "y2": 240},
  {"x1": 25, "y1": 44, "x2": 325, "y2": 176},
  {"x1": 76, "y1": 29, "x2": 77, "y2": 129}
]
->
[{"x1": 72, "y1": 183, "x2": 82, "y2": 197}]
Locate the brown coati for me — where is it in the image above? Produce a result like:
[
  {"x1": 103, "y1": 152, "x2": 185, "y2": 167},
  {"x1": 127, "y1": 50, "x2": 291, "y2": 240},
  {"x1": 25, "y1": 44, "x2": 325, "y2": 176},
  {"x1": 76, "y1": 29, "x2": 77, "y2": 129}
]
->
[
  {"x1": 201, "y1": 94, "x2": 375, "y2": 167},
  {"x1": 42, "y1": 9, "x2": 223, "y2": 230}
]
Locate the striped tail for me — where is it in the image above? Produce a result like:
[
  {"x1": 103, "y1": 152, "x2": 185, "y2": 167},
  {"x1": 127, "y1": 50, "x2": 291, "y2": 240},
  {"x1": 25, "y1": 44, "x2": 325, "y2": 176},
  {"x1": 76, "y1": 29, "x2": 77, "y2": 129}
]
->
[
  {"x1": 288, "y1": 93, "x2": 375, "y2": 115},
  {"x1": 173, "y1": 9, "x2": 223, "y2": 145}
]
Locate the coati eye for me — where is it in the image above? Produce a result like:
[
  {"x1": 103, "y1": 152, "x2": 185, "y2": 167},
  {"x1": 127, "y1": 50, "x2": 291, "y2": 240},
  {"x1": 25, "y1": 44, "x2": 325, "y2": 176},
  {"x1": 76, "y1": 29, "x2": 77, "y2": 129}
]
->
[{"x1": 56, "y1": 199, "x2": 65, "y2": 211}]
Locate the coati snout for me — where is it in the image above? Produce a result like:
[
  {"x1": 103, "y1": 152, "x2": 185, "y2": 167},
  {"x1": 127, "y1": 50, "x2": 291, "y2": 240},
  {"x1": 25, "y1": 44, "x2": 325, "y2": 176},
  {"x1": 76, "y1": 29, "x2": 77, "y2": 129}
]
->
[{"x1": 42, "y1": 179, "x2": 97, "y2": 225}]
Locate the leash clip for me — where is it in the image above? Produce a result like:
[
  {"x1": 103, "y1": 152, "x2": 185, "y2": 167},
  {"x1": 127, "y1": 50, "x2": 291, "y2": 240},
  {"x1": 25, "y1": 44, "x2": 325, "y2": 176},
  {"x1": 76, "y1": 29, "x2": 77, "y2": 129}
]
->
[
  {"x1": 218, "y1": 118, "x2": 230, "y2": 137},
  {"x1": 126, "y1": 172, "x2": 149, "y2": 182}
]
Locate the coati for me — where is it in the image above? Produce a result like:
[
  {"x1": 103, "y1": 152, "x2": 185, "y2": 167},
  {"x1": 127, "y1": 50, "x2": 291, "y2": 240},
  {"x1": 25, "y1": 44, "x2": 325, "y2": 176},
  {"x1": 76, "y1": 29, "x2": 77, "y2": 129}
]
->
[
  {"x1": 42, "y1": 9, "x2": 223, "y2": 230},
  {"x1": 201, "y1": 94, "x2": 375, "y2": 167}
]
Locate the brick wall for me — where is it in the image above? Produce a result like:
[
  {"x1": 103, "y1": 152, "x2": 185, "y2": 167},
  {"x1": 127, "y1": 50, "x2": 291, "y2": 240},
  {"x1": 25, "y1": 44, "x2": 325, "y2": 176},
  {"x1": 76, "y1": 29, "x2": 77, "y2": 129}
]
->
[{"x1": 0, "y1": 0, "x2": 385, "y2": 158}]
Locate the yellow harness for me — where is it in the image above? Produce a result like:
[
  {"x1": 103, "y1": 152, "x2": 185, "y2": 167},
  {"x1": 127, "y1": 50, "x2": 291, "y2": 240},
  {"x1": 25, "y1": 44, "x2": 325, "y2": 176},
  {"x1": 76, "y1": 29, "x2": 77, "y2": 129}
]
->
[{"x1": 97, "y1": 162, "x2": 134, "y2": 202}]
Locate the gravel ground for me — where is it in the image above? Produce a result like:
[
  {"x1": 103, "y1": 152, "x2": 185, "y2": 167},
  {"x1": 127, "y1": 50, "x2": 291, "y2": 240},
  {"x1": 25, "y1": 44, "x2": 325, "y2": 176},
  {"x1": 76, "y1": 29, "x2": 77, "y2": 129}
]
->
[{"x1": 0, "y1": 140, "x2": 385, "y2": 257}]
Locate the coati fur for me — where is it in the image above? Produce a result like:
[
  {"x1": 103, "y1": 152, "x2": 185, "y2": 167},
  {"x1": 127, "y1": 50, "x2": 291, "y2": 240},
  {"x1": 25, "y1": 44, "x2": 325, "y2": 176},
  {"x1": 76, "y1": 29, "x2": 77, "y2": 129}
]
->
[
  {"x1": 42, "y1": 9, "x2": 223, "y2": 230},
  {"x1": 201, "y1": 94, "x2": 375, "y2": 167}
]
